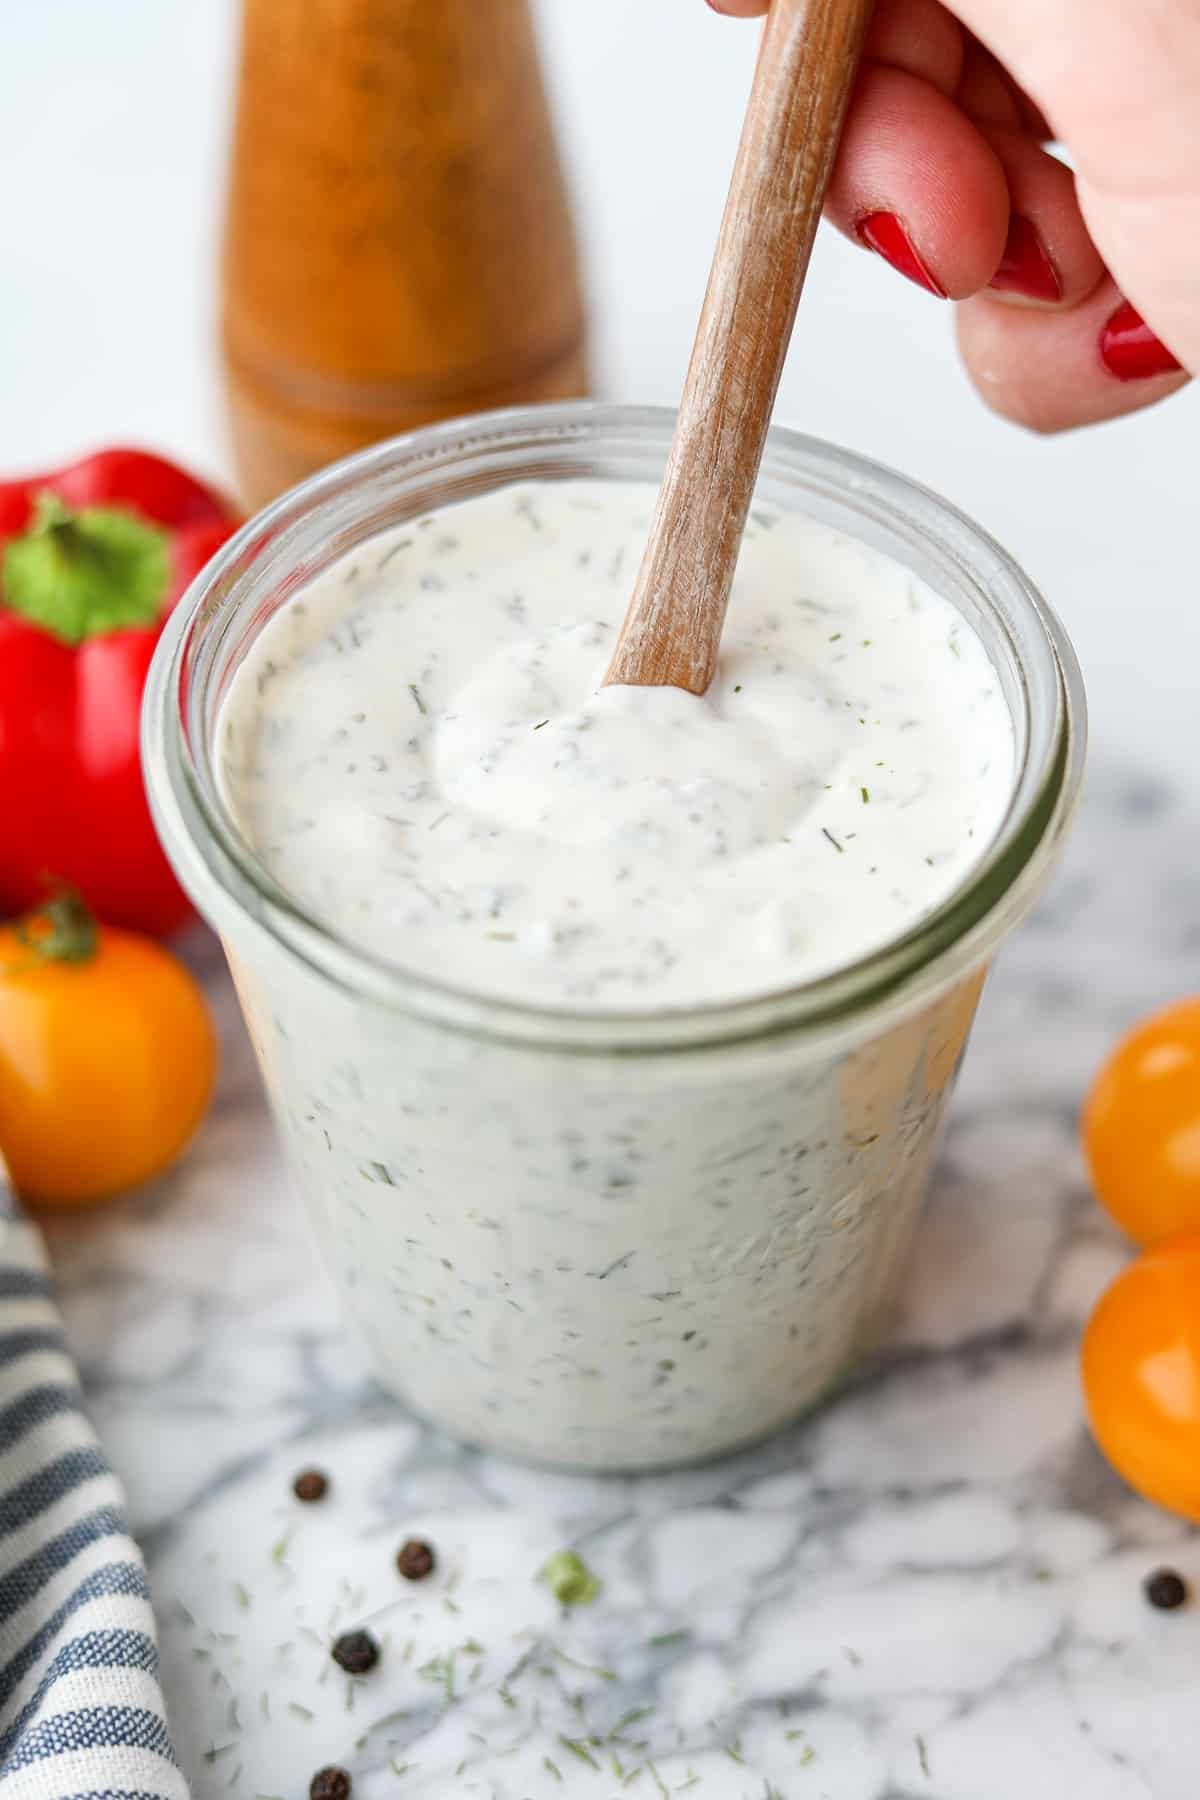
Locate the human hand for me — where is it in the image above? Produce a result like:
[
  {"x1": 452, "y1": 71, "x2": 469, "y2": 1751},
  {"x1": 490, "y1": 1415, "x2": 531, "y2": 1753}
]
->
[{"x1": 706, "y1": 0, "x2": 1196, "y2": 430}]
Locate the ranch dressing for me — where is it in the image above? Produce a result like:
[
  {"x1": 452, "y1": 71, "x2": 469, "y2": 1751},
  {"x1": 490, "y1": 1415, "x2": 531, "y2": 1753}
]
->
[
  {"x1": 207, "y1": 474, "x2": 1021, "y2": 1466},
  {"x1": 219, "y1": 479, "x2": 1013, "y2": 1006}
]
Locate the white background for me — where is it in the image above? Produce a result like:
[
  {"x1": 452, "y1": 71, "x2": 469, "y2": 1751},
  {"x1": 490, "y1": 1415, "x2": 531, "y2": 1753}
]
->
[{"x1": 2, "y1": 0, "x2": 1195, "y2": 779}]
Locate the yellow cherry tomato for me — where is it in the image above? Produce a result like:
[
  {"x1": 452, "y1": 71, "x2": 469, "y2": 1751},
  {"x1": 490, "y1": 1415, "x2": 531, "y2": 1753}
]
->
[
  {"x1": 1082, "y1": 997, "x2": 1200, "y2": 1245},
  {"x1": 0, "y1": 891, "x2": 215, "y2": 1209},
  {"x1": 1082, "y1": 1233, "x2": 1200, "y2": 1523}
]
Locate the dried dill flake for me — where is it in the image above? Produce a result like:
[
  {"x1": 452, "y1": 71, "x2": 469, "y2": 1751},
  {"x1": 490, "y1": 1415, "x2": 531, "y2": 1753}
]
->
[
  {"x1": 310, "y1": 1768, "x2": 352, "y2": 1800},
  {"x1": 396, "y1": 1537, "x2": 436, "y2": 1581},
  {"x1": 292, "y1": 1468, "x2": 329, "y2": 1503},
  {"x1": 539, "y1": 1549, "x2": 601, "y2": 1607},
  {"x1": 331, "y1": 1629, "x2": 380, "y2": 1674},
  {"x1": 1144, "y1": 1567, "x2": 1189, "y2": 1610}
]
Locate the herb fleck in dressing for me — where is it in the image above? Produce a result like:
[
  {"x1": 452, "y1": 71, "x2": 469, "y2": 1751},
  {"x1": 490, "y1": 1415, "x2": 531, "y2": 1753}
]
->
[
  {"x1": 220, "y1": 480, "x2": 1013, "y2": 1009},
  {"x1": 214, "y1": 478, "x2": 1016, "y2": 1467}
]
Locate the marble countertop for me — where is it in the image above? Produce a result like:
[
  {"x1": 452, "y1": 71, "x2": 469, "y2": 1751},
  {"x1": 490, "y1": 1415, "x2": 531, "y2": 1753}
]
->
[{"x1": 38, "y1": 761, "x2": 1200, "y2": 1800}]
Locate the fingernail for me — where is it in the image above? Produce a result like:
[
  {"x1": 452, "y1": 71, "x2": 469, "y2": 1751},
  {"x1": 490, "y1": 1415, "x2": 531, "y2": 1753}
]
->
[
  {"x1": 856, "y1": 213, "x2": 946, "y2": 298},
  {"x1": 1100, "y1": 300, "x2": 1183, "y2": 381},
  {"x1": 990, "y1": 215, "x2": 1061, "y2": 303}
]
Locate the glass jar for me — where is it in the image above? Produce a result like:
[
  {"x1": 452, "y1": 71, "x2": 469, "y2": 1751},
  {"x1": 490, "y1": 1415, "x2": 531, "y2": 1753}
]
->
[{"x1": 143, "y1": 403, "x2": 1085, "y2": 1470}]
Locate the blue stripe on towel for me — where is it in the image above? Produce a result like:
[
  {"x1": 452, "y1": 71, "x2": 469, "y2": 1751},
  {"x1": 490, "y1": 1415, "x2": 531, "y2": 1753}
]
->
[
  {"x1": 5, "y1": 1704, "x2": 176, "y2": 1770},
  {"x1": 0, "y1": 1446, "x2": 110, "y2": 1540},
  {"x1": 0, "y1": 1269, "x2": 52, "y2": 1302},
  {"x1": 0, "y1": 1628, "x2": 161, "y2": 1762},
  {"x1": 0, "y1": 1560, "x2": 152, "y2": 1714},
  {"x1": 0, "y1": 1503, "x2": 129, "y2": 1627},
  {"x1": 0, "y1": 1384, "x2": 84, "y2": 1452},
  {"x1": 0, "y1": 1204, "x2": 179, "y2": 1794}
]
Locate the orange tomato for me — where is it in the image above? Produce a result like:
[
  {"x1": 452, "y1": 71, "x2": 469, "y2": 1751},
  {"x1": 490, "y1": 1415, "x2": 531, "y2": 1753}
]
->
[
  {"x1": 1082, "y1": 997, "x2": 1200, "y2": 1244},
  {"x1": 1082, "y1": 1233, "x2": 1200, "y2": 1523},
  {"x1": 0, "y1": 891, "x2": 215, "y2": 1209}
]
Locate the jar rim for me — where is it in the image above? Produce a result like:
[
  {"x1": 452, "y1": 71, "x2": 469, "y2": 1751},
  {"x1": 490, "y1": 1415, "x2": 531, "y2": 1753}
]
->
[{"x1": 142, "y1": 401, "x2": 1086, "y2": 1055}]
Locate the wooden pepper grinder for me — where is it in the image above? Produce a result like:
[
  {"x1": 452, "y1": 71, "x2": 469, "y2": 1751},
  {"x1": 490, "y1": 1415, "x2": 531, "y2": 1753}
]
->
[{"x1": 220, "y1": 0, "x2": 589, "y2": 510}]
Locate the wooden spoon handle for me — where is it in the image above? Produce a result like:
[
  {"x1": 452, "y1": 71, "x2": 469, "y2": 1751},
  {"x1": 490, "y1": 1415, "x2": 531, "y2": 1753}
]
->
[{"x1": 604, "y1": 0, "x2": 873, "y2": 694}]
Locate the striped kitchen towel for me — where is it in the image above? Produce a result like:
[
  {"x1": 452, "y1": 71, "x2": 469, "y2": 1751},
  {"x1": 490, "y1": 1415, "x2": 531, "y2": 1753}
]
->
[{"x1": 0, "y1": 1182, "x2": 184, "y2": 1797}]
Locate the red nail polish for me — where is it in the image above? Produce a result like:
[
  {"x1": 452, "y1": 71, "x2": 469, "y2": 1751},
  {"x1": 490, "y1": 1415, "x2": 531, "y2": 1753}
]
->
[
  {"x1": 990, "y1": 215, "x2": 1061, "y2": 303},
  {"x1": 1100, "y1": 301, "x2": 1183, "y2": 381},
  {"x1": 856, "y1": 212, "x2": 946, "y2": 298}
]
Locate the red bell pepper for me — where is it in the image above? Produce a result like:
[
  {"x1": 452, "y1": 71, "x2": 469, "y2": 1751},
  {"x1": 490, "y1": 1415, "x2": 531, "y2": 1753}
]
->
[{"x1": 0, "y1": 449, "x2": 241, "y2": 936}]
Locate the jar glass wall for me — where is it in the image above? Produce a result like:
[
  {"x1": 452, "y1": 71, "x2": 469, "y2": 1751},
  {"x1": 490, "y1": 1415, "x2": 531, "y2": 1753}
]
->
[{"x1": 143, "y1": 403, "x2": 1084, "y2": 1469}]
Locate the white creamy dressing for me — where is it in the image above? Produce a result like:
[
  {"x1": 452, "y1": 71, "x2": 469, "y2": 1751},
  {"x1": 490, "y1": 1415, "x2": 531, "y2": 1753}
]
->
[
  {"x1": 210, "y1": 475, "x2": 1019, "y2": 1466},
  {"x1": 219, "y1": 479, "x2": 1014, "y2": 1007}
]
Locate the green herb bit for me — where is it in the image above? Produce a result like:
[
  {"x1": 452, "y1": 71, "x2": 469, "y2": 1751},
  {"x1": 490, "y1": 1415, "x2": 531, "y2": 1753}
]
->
[
  {"x1": 539, "y1": 1549, "x2": 601, "y2": 1607},
  {"x1": 649, "y1": 1629, "x2": 690, "y2": 1649},
  {"x1": 733, "y1": 683, "x2": 743, "y2": 693},
  {"x1": 798, "y1": 1744, "x2": 816, "y2": 1766},
  {"x1": 203, "y1": 1743, "x2": 237, "y2": 1763},
  {"x1": 916, "y1": 1734, "x2": 931, "y2": 1777},
  {"x1": 543, "y1": 1756, "x2": 564, "y2": 1782},
  {"x1": 829, "y1": 631, "x2": 842, "y2": 641},
  {"x1": 726, "y1": 1740, "x2": 744, "y2": 1763},
  {"x1": 533, "y1": 719, "x2": 550, "y2": 731},
  {"x1": 417, "y1": 1652, "x2": 456, "y2": 1700},
  {"x1": 552, "y1": 1646, "x2": 616, "y2": 1681},
  {"x1": 233, "y1": 1582, "x2": 251, "y2": 1611},
  {"x1": 368, "y1": 1707, "x2": 410, "y2": 1734},
  {"x1": 408, "y1": 681, "x2": 427, "y2": 715},
  {"x1": 271, "y1": 1532, "x2": 291, "y2": 1567},
  {"x1": 609, "y1": 1707, "x2": 653, "y2": 1739},
  {"x1": 861, "y1": 786, "x2": 870, "y2": 804},
  {"x1": 559, "y1": 1736, "x2": 601, "y2": 1770},
  {"x1": 821, "y1": 827, "x2": 844, "y2": 854}
]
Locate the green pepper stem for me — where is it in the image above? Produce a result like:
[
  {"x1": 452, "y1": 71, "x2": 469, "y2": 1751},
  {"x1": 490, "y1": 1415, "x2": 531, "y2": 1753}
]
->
[{"x1": 15, "y1": 887, "x2": 99, "y2": 965}]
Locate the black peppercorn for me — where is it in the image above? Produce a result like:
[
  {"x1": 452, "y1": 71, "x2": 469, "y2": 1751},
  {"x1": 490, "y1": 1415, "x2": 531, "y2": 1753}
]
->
[
  {"x1": 1144, "y1": 1567, "x2": 1188, "y2": 1610},
  {"x1": 331, "y1": 1628, "x2": 380, "y2": 1674},
  {"x1": 397, "y1": 1537, "x2": 436, "y2": 1581},
  {"x1": 293, "y1": 1468, "x2": 329, "y2": 1503},
  {"x1": 310, "y1": 1768, "x2": 352, "y2": 1800}
]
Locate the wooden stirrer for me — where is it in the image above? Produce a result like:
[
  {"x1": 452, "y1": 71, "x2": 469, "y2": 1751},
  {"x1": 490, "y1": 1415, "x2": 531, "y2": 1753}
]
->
[{"x1": 604, "y1": 0, "x2": 872, "y2": 694}]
